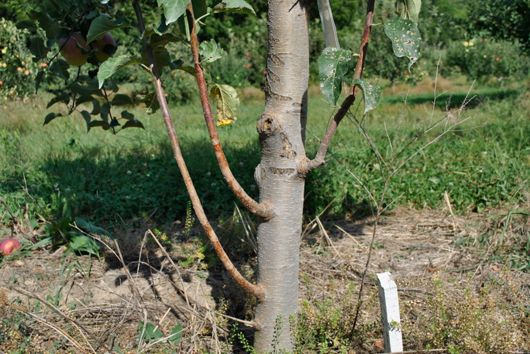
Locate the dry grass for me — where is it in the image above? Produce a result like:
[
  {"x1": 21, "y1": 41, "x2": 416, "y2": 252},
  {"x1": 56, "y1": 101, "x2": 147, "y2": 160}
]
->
[{"x1": 1, "y1": 205, "x2": 529, "y2": 353}]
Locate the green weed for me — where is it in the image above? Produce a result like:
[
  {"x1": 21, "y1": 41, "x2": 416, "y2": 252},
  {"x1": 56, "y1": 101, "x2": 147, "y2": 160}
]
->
[{"x1": 0, "y1": 88, "x2": 527, "y2": 228}]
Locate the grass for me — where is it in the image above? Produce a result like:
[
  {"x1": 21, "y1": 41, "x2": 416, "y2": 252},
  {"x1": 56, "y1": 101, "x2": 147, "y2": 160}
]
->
[{"x1": 0, "y1": 84, "x2": 528, "y2": 229}]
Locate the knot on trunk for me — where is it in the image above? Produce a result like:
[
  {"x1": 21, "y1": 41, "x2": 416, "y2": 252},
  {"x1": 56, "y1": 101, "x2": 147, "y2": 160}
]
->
[{"x1": 257, "y1": 113, "x2": 280, "y2": 136}]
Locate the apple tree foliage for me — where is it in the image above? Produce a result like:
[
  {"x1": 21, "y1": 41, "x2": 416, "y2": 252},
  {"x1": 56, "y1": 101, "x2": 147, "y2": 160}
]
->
[{"x1": 21, "y1": 0, "x2": 421, "y2": 134}]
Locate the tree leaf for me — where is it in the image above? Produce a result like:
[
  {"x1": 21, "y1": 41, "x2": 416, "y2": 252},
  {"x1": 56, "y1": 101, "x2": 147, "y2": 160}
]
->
[
  {"x1": 318, "y1": 47, "x2": 355, "y2": 105},
  {"x1": 112, "y1": 94, "x2": 134, "y2": 106},
  {"x1": 88, "y1": 120, "x2": 110, "y2": 131},
  {"x1": 87, "y1": 14, "x2": 121, "y2": 43},
  {"x1": 30, "y1": 11, "x2": 59, "y2": 38},
  {"x1": 395, "y1": 0, "x2": 421, "y2": 23},
  {"x1": 352, "y1": 79, "x2": 381, "y2": 114},
  {"x1": 46, "y1": 93, "x2": 70, "y2": 108},
  {"x1": 200, "y1": 40, "x2": 225, "y2": 64},
  {"x1": 157, "y1": 0, "x2": 190, "y2": 25},
  {"x1": 43, "y1": 112, "x2": 62, "y2": 125},
  {"x1": 97, "y1": 54, "x2": 136, "y2": 88},
  {"x1": 80, "y1": 110, "x2": 92, "y2": 129},
  {"x1": 122, "y1": 120, "x2": 145, "y2": 130},
  {"x1": 214, "y1": 0, "x2": 255, "y2": 15},
  {"x1": 384, "y1": 18, "x2": 421, "y2": 70},
  {"x1": 121, "y1": 110, "x2": 135, "y2": 120},
  {"x1": 210, "y1": 84, "x2": 239, "y2": 126}
]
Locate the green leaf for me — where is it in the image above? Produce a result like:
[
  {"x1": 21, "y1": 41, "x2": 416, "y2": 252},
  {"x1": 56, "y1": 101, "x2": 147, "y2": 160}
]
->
[
  {"x1": 214, "y1": 0, "x2": 255, "y2": 15},
  {"x1": 384, "y1": 18, "x2": 421, "y2": 70},
  {"x1": 122, "y1": 120, "x2": 145, "y2": 130},
  {"x1": 121, "y1": 110, "x2": 135, "y2": 120},
  {"x1": 47, "y1": 93, "x2": 70, "y2": 108},
  {"x1": 157, "y1": 0, "x2": 190, "y2": 25},
  {"x1": 88, "y1": 120, "x2": 110, "y2": 131},
  {"x1": 97, "y1": 55, "x2": 136, "y2": 88},
  {"x1": 138, "y1": 321, "x2": 164, "y2": 343},
  {"x1": 200, "y1": 40, "x2": 225, "y2": 64},
  {"x1": 168, "y1": 323, "x2": 183, "y2": 344},
  {"x1": 87, "y1": 14, "x2": 121, "y2": 43},
  {"x1": 44, "y1": 112, "x2": 62, "y2": 125},
  {"x1": 75, "y1": 217, "x2": 111, "y2": 237},
  {"x1": 210, "y1": 84, "x2": 240, "y2": 126},
  {"x1": 67, "y1": 234, "x2": 100, "y2": 256},
  {"x1": 352, "y1": 79, "x2": 381, "y2": 114},
  {"x1": 80, "y1": 110, "x2": 92, "y2": 129},
  {"x1": 28, "y1": 36, "x2": 48, "y2": 59},
  {"x1": 91, "y1": 100, "x2": 101, "y2": 115},
  {"x1": 112, "y1": 94, "x2": 133, "y2": 106},
  {"x1": 30, "y1": 11, "x2": 59, "y2": 38},
  {"x1": 318, "y1": 47, "x2": 355, "y2": 105},
  {"x1": 395, "y1": 0, "x2": 421, "y2": 23}
]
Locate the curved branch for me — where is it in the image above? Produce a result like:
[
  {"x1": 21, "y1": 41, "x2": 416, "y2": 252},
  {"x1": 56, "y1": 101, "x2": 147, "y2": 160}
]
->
[
  {"x1": 186, "y1": 8, "x2": 273, "y2": 220},
  {"x1": 300, "y1": 0, "x2": 376, "y2": 174},
  {"x1": 132, "y1": 0, "x2": 264, "y2": 300}
]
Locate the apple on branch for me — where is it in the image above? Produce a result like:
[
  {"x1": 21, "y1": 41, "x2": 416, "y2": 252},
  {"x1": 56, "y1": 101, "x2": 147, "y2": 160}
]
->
[
  {"x1": 58, "y1": 32, "x2": 89, "y2": 67},
  {"x1": 92, "y1": 32, "x2": 118, "y2": 63}
]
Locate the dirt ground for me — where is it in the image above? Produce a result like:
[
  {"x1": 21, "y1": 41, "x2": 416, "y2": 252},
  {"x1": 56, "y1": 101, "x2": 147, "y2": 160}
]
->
[{"x1": 0, "y1": 206, "x2": 528, "y2": 353}]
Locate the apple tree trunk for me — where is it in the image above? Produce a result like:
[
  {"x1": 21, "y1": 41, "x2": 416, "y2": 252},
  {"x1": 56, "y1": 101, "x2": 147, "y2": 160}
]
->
[{"x1": 254, "y1": 0, "x2": 309, "y2": 351}]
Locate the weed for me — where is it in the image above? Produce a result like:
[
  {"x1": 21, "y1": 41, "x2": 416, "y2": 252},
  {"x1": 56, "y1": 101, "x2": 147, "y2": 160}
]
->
[{"x1": 0, "y1": 90, "x2": 527, "y2": 228}]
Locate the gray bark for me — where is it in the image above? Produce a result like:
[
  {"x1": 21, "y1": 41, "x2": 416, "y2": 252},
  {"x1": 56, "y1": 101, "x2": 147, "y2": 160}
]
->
[
  {"x1": 254, "y1": 0, "x2": 309, "y2": 352},
  {"x1": 317, "y1": 0, "x2": 340, "y2": 48}
]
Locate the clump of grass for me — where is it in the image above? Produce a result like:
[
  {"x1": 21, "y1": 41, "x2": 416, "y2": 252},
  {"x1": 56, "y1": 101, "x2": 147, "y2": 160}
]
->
[
  {"x1": 294, "y1": 284, "x2": 381, "y2": 353},
  {"x1": 458, "y1": 205, "x2": 530, "y2": 271},
  {"x1": 403, "y1": 274, "x2": 529, "y2": 353}
]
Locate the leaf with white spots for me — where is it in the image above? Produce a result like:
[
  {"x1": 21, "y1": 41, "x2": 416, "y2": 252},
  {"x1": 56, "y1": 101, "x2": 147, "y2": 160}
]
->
[
  {"x1": 353, "y1": 79, "x2": 381, "y2": 114},
  {"x1": 318, "y1": 47, "x2": 355, "y2": 105},
  {"x1": 384, "y1": 18, "x2": 421, "y2": 70}
]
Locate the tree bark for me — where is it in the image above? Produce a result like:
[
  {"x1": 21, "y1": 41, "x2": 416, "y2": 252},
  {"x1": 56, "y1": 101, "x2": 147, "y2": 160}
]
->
[{"x1": 254, "y1": 0, "x2": 309, "y2": 351}]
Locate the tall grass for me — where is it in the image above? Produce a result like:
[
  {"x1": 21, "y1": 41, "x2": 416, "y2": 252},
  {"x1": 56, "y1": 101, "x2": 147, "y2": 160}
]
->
[{"x1": 0, "y1": 89, "x2": 528, "y2": 226}]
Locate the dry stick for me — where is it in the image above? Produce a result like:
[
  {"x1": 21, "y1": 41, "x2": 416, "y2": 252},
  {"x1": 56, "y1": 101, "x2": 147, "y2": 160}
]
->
[
  {"x1": 19, "y1": 310, "x2": 89, "y2": 353},
  {"x1": 11, "y1": 286, "x2": 97, "y2": 353},
  {"x1": 132, "y1": 0, "x2": 263, "y2": 300},
  {"x1": 300, "y1": 0, "x2": 376, "y2": 174},
  {"x1": 187, "y1": 8, "x2": 273, "y2": 220}
]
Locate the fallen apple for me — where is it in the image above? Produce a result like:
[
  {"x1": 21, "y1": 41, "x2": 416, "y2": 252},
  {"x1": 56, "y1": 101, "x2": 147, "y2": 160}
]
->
[
  {"x1": 0, "y1": 238, "x2": 21, "y2": 256},
  {"x1": 59, "y1": 32, "x2": 89, "y2": 67},
  {"x1": 92, "y1": 32, "x2": 117, "y2": 62}
]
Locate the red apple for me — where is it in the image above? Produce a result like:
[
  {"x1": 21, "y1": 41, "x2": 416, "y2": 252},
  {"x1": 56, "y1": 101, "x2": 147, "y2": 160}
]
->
[
  {"x1": 92, "y1": 32, "x2": 117, "y2": 63},
  {"x1": 59, "y1": 32, "x2": 89, "y2": 67},
  {"x1": 0, "y1": 238, "x2": 21, "y2": 256}
]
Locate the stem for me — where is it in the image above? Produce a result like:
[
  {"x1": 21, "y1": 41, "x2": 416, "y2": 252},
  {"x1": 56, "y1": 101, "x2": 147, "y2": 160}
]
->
[
  {"x1": 132, "y1": 0, "x2": 263, "y2": 299},
  {"x1": 187, "y1": 8, "x2": 273, "y2": 219},
  {"x1": 299, "y1": 0, "x2": 376, "y2": 174}
]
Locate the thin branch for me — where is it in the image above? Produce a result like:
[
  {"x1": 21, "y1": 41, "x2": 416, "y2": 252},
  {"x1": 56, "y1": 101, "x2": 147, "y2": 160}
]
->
[
  {"x1": 186, "y1": 7, "x2": 273, "y2": 219},
  {"x1": 132, "y1": 0, "x2": 263, "y2": 300},
  {"x1": 300, "y1": 0, "x2": 376, "y2": 174}
]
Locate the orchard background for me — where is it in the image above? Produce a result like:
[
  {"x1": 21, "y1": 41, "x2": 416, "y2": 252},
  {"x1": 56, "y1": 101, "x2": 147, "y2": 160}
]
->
[{"x1": 0, "y1": 0, "x2": 529, "y2": 352}]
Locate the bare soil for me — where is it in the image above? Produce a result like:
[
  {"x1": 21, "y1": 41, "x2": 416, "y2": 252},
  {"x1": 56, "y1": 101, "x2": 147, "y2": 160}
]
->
[{"x1": 0, "y1": 207, "x2": 528, "y2": 353}]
